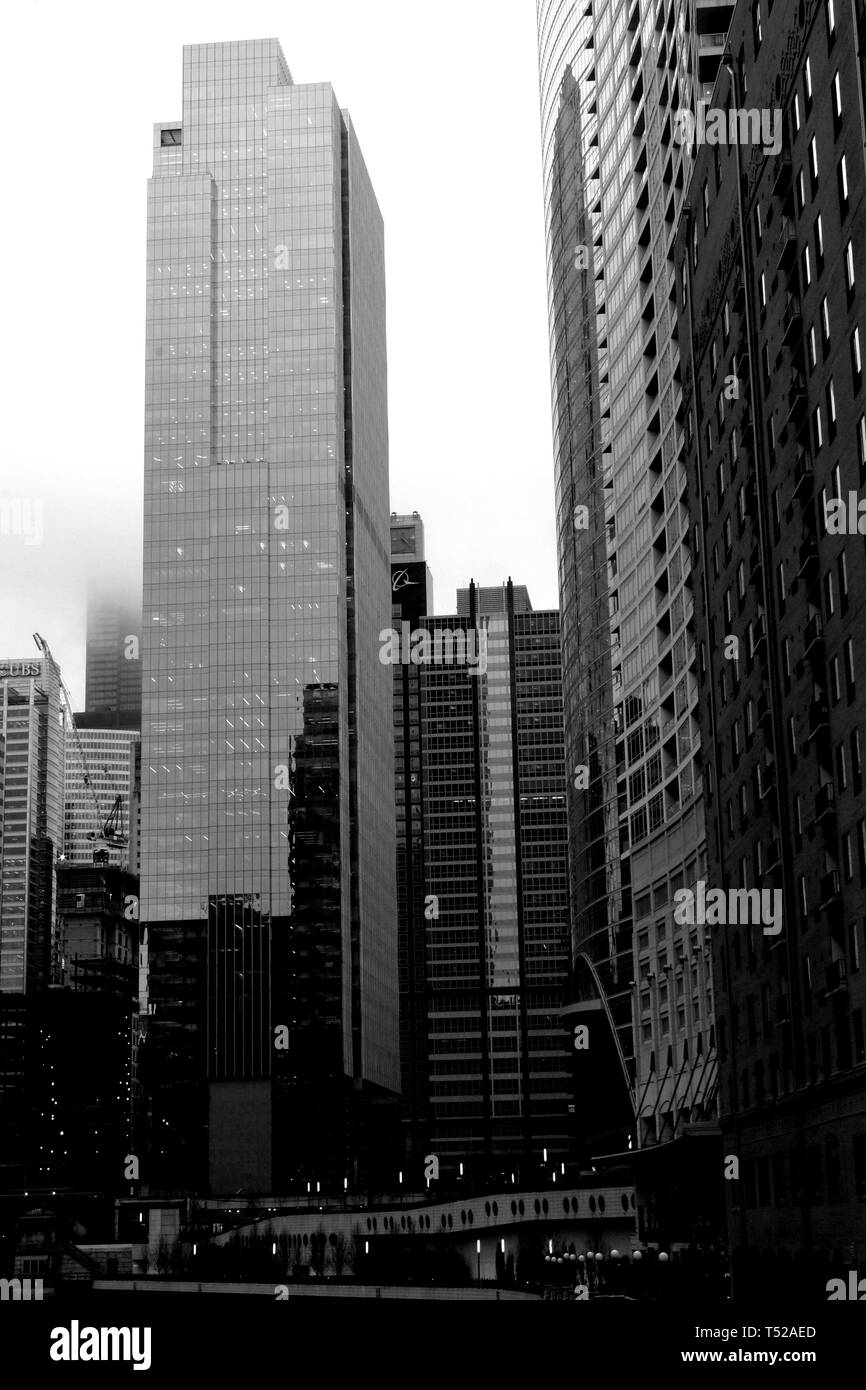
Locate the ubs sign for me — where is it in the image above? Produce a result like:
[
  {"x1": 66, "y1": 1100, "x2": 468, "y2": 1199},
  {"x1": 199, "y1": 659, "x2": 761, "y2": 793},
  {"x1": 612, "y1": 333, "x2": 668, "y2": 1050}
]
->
[{"x1": 0, "y1": 662, "x2": 40, "y2": 680}]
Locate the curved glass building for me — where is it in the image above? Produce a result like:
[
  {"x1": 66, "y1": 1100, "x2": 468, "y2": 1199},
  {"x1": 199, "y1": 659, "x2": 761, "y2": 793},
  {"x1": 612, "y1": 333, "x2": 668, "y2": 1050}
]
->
[{"x1": 537, "y1": 0, "x2": 732, "y2": 1162}]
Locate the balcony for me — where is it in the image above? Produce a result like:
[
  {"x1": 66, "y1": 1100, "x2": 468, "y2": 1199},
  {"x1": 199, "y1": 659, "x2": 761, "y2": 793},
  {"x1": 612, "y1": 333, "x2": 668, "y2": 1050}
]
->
[
  {"x1": 797, "y1": 534, "x2": 820, "y2": 582},
  {"x1": 771, "y1": 151, "x2": 792, "y2": 200},
  {"x1": 785, "y1": 380, "x2": 808, "y2": 431},
  {"x1": 808, "y1": 696, "x2": 830, "y2": 739},
  {"x1": 782, "y1": 298, "x2": 803, "y2": 348},
  {"x1": 819, "y1": 870, "x2": 842, "y2": 909},
  {"x1": 758, "y1": 761, "x2": 777, "y2": 801},
  {"x1": 825, "y1": 959, "x2": 848, "y2": 996},
  {"x1": 792, "y1": 452, "x2": 813, "y2": 500},
  {"x1": 758, "y1": 690, "x2": 773, "y2": 729},
  {"x1": 776, "y1": 219, "x2": 797, "y2": 275},
  {"x1": 815, "y1": 783, "x2": 836, "y2": 822},
  {"x1": 803, "y1": 612, "x2": 824, "y2": 656}
]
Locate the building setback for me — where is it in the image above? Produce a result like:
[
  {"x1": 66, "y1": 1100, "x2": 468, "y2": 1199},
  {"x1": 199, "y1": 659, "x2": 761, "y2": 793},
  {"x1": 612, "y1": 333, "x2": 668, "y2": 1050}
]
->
[
  {"x1": 414, "y1": 581, "x2": 572, "y2": 1181},
  {"x1": 677, "y1": 0, "x2": 866, "y2": 1290},
  {"x1": 140, "y1": 39, "x2": 397, "y2": 1195}
]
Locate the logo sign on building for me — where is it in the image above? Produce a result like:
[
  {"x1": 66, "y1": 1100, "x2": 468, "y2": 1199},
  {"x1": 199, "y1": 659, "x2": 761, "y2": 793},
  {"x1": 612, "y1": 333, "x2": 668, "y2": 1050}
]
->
[{"x1": 0, "y1": 662, "x2": 41, "y2": 680}]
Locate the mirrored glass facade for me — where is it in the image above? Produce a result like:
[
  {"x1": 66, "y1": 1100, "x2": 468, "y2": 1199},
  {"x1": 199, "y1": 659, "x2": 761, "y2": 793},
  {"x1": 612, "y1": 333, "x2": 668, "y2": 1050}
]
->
[{"x1": 141, "y1": 40, "x2": 397, "y2": 1193}]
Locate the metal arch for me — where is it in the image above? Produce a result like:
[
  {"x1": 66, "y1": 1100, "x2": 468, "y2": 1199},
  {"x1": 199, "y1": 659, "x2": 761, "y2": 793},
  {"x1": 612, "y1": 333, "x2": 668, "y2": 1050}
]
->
[{"x1": 573, "y1": 949, "x2": 637, "y2": 1116}]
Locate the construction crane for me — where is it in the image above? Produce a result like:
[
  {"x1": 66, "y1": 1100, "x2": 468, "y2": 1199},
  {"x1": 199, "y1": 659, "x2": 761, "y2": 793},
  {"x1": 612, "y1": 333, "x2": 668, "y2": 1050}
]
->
[{"x1": 32, "y1": 632, "x2": 129, "y2": 856}]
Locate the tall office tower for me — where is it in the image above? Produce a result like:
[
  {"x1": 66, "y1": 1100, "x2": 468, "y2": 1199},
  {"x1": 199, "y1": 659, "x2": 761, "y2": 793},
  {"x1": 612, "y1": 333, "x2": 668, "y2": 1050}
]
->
[
  {"x1": 677, "y1": 0, "x2": 866, "y2": 1289},
  {"x1": 390, "y1": 513, "x2": 434, "y2": 1170},
  {"x1": 0, "y1": 659, "x2": 64, "y2": 993},
  {"x1": 416, "y1": 581, "x2": 572, "y2": 1179},
  {"x1": 85, "y1": 590, "x2": 142, "y2": 727},
  {"x1": 63, "y1": 727, "x2": 138, "y2": 866},
  {"x1": 537, "y1": 1, "x2": 731, "y2": 1223},
  {"x1": 140, "y1": 40, "x2": 397, "y2": 1194}
]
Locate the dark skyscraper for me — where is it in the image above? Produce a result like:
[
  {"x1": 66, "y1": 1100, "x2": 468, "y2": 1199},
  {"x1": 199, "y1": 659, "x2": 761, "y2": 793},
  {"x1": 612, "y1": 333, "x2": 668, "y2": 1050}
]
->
[
  {"x1": 390, "y1": 514, "x2": 434, "y2": 1171},
  {"x1": 410, "y1": 581, "x2": 572, "y2": 1179},
  {"x1": 677, "y1": 0, "x2": 866, "y2": 1287},
  {"x1": 140, "y1": 40, "x2": 397, "y2": 1194}
]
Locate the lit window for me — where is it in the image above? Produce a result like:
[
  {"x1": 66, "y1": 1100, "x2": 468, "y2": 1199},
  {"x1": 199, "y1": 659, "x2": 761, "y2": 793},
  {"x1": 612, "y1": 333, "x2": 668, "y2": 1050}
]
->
[
  {"x1": 846, "y1": 241, "x2": 855, "y2": 292},
  {"x1": 809, "y1": 135, "x2": 819, "y2": 185},
  {"x1": 839, "y1": 154, "x2": 850, "y2": 213},
  {"x1": 805, "y1": 57, "x2": 813, "y2": 108},
  {"x1": 833, "y1": 72, "x2": 842, "y2": 121}
]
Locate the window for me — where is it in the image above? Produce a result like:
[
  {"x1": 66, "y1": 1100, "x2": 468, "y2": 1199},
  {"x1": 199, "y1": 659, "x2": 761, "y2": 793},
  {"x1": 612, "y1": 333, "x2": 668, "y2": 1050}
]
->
[
  {"x1": 858, "y1": 415, "x2": 866, "y2": 472},
  {"x1": 851, "y1": 727, "x2": 861, "y2": 792},
  {"x1": 753, "y1": 0, "x2": 763, "y2": 50},
  {"x1": 836, "y1": 741, "x2": 848, "y2": 791},
  {"x1": 802, "y1": 245, "x2": 812, "y2": 288},
  {"x1": 833, "y1": 72, "x2": 843, "y2": 132},
  {"x1": 825, "y1": 567, "x2": 836, "y2": 617},
  {"x1": 839, "y1": 154, "x2": 850, "y2": 217},
  {"x1": 778, "y1": 562, "x2": 786, "y2": 611},
  {"x1": 809, "y1": 135, "x2": 819, "y2": 194},
  {"x1": 711, "y1": 340, "x2": 718, "y2": 376},
  {"x1": 815, "y1": 215, "x2": 824, "y2": 275},
  {"x1": 852, "y1": 327, "x2": 862, "y2": 390},
  {"x1": 703, "y1": 179, "x2": 710, "y2": 232},
  {"x1": 797, "y1": 168, "x2": 806, "y2": 215},
  {"x1": 809, "y1": 325, "x2": 817, "y2": 370},
  {"x1": 827, "y1": 0, "x2": 836, "y2": 40},
  {"x1": 831, "y1": 655, "x2": 841, "y2": 704},
  {"x1": 813, "y1": 405, "x2": 823, "y2": 451},
  {"x1": 805, "y1": 58, "x2": 813, "y2": 114},
  {"x1": 846, "y1": 241, "x2": 856, "y2": 297},
  {"x1": 839, "y1": 552, "x2": 850, "y2": 614},
  {"x1": 848, "y1": 920, "x2": 861, "y2": 974},
  {"x1": 827, "y1": 379, "x2": 837, "y2": 440},
  {"x1": 792, "y1": 92, "x2": 801, "y2": 136},
  {"x1": 821, "y1": 297, "x2": 831, "y2": 347},
  {"x1": 845, "y1": 638, "x2": 856, "y2": 693},
  {"x1": 754, "y1": 203, "x2": 763, "y2": 251},
  {"x1": 760, "y1": 272, "x2": 767, "y2": 311},
  {"x1": 723, "y1": 301, "x2": 730, "y2": 344}
]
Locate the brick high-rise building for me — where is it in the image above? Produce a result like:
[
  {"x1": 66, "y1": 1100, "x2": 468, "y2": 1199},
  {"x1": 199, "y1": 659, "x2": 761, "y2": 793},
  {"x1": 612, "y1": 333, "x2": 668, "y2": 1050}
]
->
[{"x1": 677, "y1": 0, "x2": 866, "y2": 1292}]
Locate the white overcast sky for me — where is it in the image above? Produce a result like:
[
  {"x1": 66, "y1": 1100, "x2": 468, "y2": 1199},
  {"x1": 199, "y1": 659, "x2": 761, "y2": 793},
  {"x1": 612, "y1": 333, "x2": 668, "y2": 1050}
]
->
[{"x1": 0, "y1": 0, "x2": 556, "y2": 707}]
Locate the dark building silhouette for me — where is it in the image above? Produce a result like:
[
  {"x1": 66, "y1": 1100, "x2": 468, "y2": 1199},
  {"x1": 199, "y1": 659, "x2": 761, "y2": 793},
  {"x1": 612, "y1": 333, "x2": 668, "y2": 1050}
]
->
[{"x1": 677, "y1": 0, "x2": 866, "y2": 1291}]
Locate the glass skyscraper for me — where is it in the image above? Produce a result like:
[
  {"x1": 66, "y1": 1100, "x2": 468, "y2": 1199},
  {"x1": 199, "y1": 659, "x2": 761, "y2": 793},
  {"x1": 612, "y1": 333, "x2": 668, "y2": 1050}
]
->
[
  {"x1": 140, "y1": 40, "x2": 397, "y2": 1194},
  {"x1": 0, "y1": 659, "x2": 64, "y2": 994},
  {"x1": 537, "y1": 1, "x2": 732, "y2": 1171}
]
